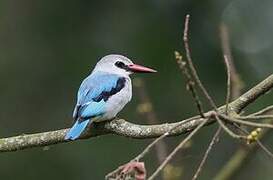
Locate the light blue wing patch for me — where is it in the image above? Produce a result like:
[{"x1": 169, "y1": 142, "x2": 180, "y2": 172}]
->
[
  {"x1": 66, "y1": 100, "x2": 105, "y2": 140},
  {"x1": 78, "y1": 99, "x2": 106, "y2": 119}
]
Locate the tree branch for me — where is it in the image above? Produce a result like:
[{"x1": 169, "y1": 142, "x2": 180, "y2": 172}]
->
[
  {"x1": 219, "y1": 23, "x2": 244, "y2": 99},
  {"x1": 0, "y1": 74, "x2": 272, "y2": 153},
  {"x1": 229, "y1": 74, "x2": 273, "y2": 112},
  {"x1": 214, "y1": 122, "x2": 273, "y2": 180}
]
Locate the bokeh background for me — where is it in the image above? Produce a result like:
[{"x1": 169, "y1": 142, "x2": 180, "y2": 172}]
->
[{"x1": 0, "y1": 0, "x2": 272, "y2": 179}]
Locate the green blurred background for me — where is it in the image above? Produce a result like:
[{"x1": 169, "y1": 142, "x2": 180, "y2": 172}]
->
[{"x1": 0, "y1": 0, "x2": 272, "y2": 179}]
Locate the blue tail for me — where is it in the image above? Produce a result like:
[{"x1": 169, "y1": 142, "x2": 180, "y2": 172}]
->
[{"x1": 65, "y1": 119, "x2": 90, "y2": 140}]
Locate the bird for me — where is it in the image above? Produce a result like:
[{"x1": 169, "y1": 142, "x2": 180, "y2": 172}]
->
[{"x1": 65, "y1": 54, "x2": 157, "y2": 140}]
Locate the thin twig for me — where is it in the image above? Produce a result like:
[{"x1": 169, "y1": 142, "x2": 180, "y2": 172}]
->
[
  {"x1": 247, "y1": 105, "x2": 273, "y2": 117},
  {"x1": 256, "y1": 140, "x2": 273, "y2": 159},
  {"x1": 107, "y1": 118, "x2": 207, "y2": 179},
  {"x1": 239, "y1": 115, "x2": 273, "y2": 120},
  {"x1": 105, "y1": 165, "x2": 123, "y2": 179},
  {"x1": 228, "y1": 74, "x2": 273, "y2": 113},
  {"x1": 220, "y1": 114, "x2": 273, "y2": 129},
  {"x1": 214, "y1": 122, "x2": 273, "y2": 180},
  {"x1": 148, "y1": 119, "x2": 209, "y2": 180},
  {"x1": 134, "y1": 78, "x2": 168, "y2": 163},
  {"x1": 215, "y1": 115, "x2": 245, "y2": 139},
  {"x1": 219, "y1": 23, "x2": 244, "y2": 99},
  {"x1": 106, "y1": 117, "x2": 203, "y2": 179},
  {"x1": 134, "y1": 133, "x2": 168, "y2": 162},
  {"x1": 183, "y1": 14, "x2": 218, "y2": 111},
  {"x1": 224, "y1": 55, "x2": 231, "y2": 115},
  {"x1": 235, "y1": 107, "x2": 273, "y2": 159},
  {"x1": 192, "y1": 126, "x2": 222, "y2": 180},
  {"x1": 134, "y1": 116, "x2": 201, "y2": 161},
  {"x1": 219, "y1": 43, "x2": 246, "y2": 139},
  {"x1": 233, "y1": 123, "x2": 273, "y2": 159},
  {"x1": 175, "y1": 51, "x2": 205, "y2": 117}
]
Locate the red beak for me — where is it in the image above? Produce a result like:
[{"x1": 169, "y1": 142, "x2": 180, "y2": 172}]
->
[{"x1": 128, "y1": 64, "x2": 157, "y2": 73}]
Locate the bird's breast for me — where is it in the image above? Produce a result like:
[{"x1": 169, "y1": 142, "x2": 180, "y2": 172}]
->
[{"x1": 102, "y1": 77, "x2": 132, "y2": 120}]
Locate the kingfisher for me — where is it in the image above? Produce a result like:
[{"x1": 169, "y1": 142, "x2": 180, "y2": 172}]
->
[{"x1": 65, "y1": 54, "x2": 157, "y2": 140}]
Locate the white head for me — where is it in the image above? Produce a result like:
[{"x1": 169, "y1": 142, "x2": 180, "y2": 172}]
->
[{"x1": 93, "y1": 54, "x2": 157, "y2": 76}]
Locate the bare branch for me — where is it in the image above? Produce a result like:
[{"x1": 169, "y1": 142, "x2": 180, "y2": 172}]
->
[
  {"x1": 134, "y1": 78, "x2": 168, "y2": 163},
  {"x1": 256, "y1": 140, "x2": 273, "y2": 159},
  {"x1": 175, "y1": 51, "x2": 205, "y2": 117},
  {"x1": 192, "y1": 126, "x2": 222, "y2": 180},
  {"x1": 228, "y1": 74, "x2": 273, "y2": 113},
  {"x1": 0, "y1": 74, "x2": 272, "y2": 153},
  {"x1": 247, "y1": 105, "x2": 273, "y2": 117},
  {"x1": 133, "y1": 116, "x2": 200, "y2": 162},
  {"x1": 224, "y1": 55, "x2": 231, "y2": 114},
  {"x1": 214, "y1": 122, "x2": 273, "y2": 180},
  {"x1": 233, "y1": 124, "x2": 273, "y2": 159},
  {"x1": 239, "y1": 115, "x2": 273, "y2": 120},
  {"x1": 215, "y1": 115, "x2": 245, "y2": 139},
  {"x1": 220, "y1": 114, "x2": 273, "y2": 129},
  {"x1": 147, "y1": 119, "x2": 209, "y2": 180},
  {"x1": 219, "y1": 23, "x2": 244, "y2": 99},
  {"x1": 183, "y1": 14, "x2": 218, "y2": 110},
  {"x1": 107, "y1": 117, "x2": 199, "y2": 180}
]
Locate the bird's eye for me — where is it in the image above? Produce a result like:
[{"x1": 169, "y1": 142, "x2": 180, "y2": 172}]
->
[{"x1": 115, "y1": 61, "x2": 126, "y2": 68}]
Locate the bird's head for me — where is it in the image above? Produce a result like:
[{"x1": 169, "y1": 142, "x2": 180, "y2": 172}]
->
[{"x1": 93, "y1": 54, "x2": 157, "y2": 76}]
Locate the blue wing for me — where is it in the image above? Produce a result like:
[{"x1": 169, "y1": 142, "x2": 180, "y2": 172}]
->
[
  {"x1": 65, "y1": 72, "x2": 126, "y2": 140},
  {"x1": 74, "y1": 72, "x2": 126, "y2": 120}
]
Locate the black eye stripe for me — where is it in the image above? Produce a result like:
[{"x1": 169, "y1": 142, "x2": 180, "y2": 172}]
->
[{"x1": 115, "y1": 61, "x2": 126, "y2": 69}]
